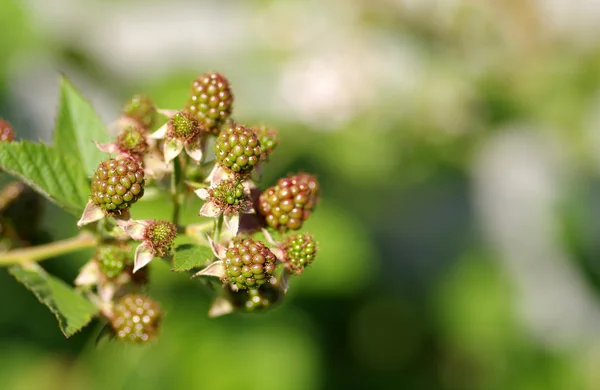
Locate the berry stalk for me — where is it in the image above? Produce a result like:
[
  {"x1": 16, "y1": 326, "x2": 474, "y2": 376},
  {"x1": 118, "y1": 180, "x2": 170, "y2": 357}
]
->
[
  {"x1": 171, "y1": 155, "x2": 183, "y2": 225},
  {"x1": 0, "y1": 232, "x2": 97, "y2": 265},
  {"x1": 213, "y1": 213, "x2": 224, "y2": 243}
]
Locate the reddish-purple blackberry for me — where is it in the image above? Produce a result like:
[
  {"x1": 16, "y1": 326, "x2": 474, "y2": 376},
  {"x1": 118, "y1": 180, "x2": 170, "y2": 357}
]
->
[
  {"x1": 257, "y1": 174, "x2": 319, "y2": 232},
  {"x1": 293, "y1": 173, "x2": 319, "y2": 209},
  {"x1": 0, "y1": 119, "x2": 15, "y2": 142}
]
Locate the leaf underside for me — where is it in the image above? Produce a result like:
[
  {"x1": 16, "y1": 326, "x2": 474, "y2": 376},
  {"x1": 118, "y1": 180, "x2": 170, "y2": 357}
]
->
[{"x1": 9, "y1": 263, "x2": 99, "y2": 338}]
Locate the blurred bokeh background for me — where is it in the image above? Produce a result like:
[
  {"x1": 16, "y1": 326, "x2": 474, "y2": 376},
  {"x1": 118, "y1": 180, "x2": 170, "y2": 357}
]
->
[{"x1": 2, "y1": 0, "x2": 600, "y2": 389}]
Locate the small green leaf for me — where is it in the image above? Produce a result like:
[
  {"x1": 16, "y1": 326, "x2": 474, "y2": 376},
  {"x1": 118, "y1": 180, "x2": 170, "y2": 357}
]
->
[
  {"x1": 0, "y1": 141, "x2": 90, "y2": 215},
  {"x1": 9, "y1": 263, "x2": 99, "y2": 338},
  {"x1": 172, "y1": 244, "x2": 213, "y2": 272},
  {"x1": 54, "y1": 77, "x2": 110, "y2": 176}
]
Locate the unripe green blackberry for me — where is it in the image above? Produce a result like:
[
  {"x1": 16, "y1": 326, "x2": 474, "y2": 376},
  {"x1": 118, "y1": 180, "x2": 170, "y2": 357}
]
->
[
  {"x1": 209, "y1": 179, "x2": 250, "y2": 215},
  {"x1": 90, "y1": 158, "x2": 145, "y2": 213},
  {"x1": 145, "y1": 220, "x2": 177, "y2": 256},
  {"x1": 111, "y1": 294, "x2": 161, "y2": 344},
  {"x1": 95, "y1": 245, "x2": 129, "y2": 279},
  {"x1": 123, "y1": 95, "x2": 158, "y2": 130},
  {"x1": 0, "y1": 119, "x2": 15, "y2": 142},
  {"x1": 227, "y1": 283, "x2": 283, "y2": 313},
  {"x1": 252, "y1": 125, "x2": 278, "y2": 161},
  {"x1": 258, "y1": 174, "x2": 318, "y2": 232},
  {"x1": 185, "y1": 72, "x2": 233, "y2": 134},
  {"x1": 283, "y1": 233, "x2": 317, "y2": 275},
  {"x1": 167, "y1": 111, "x2": 200, "y2": 142},
  {"x1": 116, "y1": 124, "x2": 148, "y2": 156},
  {"x1": 223, "y1": 238, "x2": 276, "y2": 290},
  {"x1": 214, "y1": 124, "x2": 262, "y2": 174}
]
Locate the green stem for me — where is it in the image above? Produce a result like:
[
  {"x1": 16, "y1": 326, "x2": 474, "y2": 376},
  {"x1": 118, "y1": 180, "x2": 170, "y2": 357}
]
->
[
  {"x1": 0, "y1": 232, "x2": 97, "y2": 266},
  {"x1": 213, "y1": 214, "x2": 224, "y2": 243},
  {"x1": 171, "y1": 156, "x2": 183, "y2": 225}
]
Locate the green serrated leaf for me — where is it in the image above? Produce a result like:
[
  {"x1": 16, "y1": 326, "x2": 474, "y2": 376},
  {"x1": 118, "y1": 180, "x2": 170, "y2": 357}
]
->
[
  {"x1": 54, "y1": 77, "x2": 110, "y2": 176},
  {"x1": 9, "y1": 263, "x2": 99, "y2": 338},
  {"x1": 0, "y1": 141, "x2": 89, "y2": 215},
  {"x1": 172, "y1": 244, "x2": 213, "y2": 272}
]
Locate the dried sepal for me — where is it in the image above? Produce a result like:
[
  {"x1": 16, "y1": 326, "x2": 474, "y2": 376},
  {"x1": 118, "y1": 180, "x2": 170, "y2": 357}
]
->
[
  {"x1": 191, "y1": 260, "x2": 225, "y2": 279},
  {"x1": 77, "y1": 200, "x2": 105, "y2": 228},
  {"x1": 133, "y1": 243, "x2": 155, "y2": 273},
  {"x1": 208, "y1": 295, "x2": 234, "y2": 318}
]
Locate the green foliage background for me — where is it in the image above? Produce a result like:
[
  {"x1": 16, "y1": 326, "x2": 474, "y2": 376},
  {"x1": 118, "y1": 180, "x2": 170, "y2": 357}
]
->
[{"x1": 1, "y1": 0, "x2": 600, "y2": 389}]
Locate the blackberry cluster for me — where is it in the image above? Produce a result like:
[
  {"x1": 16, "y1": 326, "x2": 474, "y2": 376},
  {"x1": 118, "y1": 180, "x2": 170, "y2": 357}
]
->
[
  {"x1": 283, "y1": 233, "x2": 317, "y2": 275},
  {"x1": 95, "y1": 245, "x2": 129, "y2": 279},
  {"x1": 90, "y1": 158, "x2": 145, "y2": 213},
  {"x1": 123, "y1": 95, "x2": 158, "y2": 130},
  {"x1": 257, "y1": 174, "x2": 319, "y2": 231},
  {"x1": 111, "y1": 294, "x2": 161, "y2": 344},
  {"x1": 185, "y1": 72, "x2": 233, "y2": 134},
  {"x1": 214, "y1": 124, "x2": 262, "y2": 174},
  {"x1": 223, "y1": 238, "x2": 276, "y2": 290}
]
